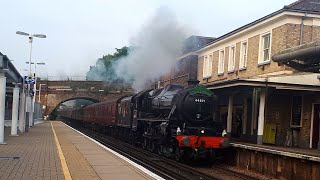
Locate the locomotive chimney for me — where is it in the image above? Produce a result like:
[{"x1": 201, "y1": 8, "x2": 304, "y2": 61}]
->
[{"x1": 187, "y1": 78, "x2": 200, "y2": 87}]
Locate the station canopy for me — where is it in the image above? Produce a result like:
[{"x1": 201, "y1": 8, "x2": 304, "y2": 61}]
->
[{"x1": 0, "y1": 52, "x2": 23, "y2": 89}]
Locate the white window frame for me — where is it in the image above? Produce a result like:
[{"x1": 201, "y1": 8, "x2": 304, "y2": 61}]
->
[
  {"x1": 218, "y1": 49, "x2": 225, "y2": 75},
  {"x1": 239, "y1": 40, "x2": 248, "y2": 70},
  {"x1": 202, "y1": 55, "x2": 208, "y2": 79},
  {"x1": 202, "y1": 54, "x2": 212, "y2": 79},
  {"x1": 208, "y1": 54, "x2": 213, "y2": 78},
  {"x1": 228, "y1": 45, "x2": 236, "y2": 73},
  {"x1": 258, "y1": 31, "x2": 272, "y2": 65}
]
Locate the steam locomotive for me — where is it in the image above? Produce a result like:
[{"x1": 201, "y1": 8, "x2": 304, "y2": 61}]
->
[{"x1": 60, "y1": 80, "x2": 229, "y2": 161}]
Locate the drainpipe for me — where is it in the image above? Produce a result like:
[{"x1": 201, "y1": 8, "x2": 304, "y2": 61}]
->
[{"x1": 300, "y1": 13, "x2": 307, "y2": 46}]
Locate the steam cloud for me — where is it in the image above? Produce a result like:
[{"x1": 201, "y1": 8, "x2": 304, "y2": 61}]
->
[{"x1": 114, "y1": 7, "x2": 190, "y2": 91}]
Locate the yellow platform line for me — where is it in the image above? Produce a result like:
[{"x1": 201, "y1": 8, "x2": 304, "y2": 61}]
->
[{"x1": 51, "y1": 122, "x2": 73, "y2": 180}]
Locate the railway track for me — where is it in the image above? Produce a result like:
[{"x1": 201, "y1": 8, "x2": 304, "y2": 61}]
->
[{"x1": 76, "y1": 126, "x2": 258, "y2": 180}]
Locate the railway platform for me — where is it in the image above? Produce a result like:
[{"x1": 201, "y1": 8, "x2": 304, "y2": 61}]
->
[
  {"x1": 231, "y1": 142, "x2": 320, "y2": 162},
  {"x1": 0, "y1": 121, "x2": 161, "y2": 180},
  {"x1": 226, "y1": 141, "x2": 320, "y2": 179}
]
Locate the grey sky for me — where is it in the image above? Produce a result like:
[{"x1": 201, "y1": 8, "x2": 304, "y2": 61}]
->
[{"x1": 0, "y1": 0, "x2": 295, "y2": 79}]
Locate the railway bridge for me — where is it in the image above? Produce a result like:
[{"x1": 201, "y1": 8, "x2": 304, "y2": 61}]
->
[{"x1": 37, "y1": 80, "x2": 133, "y2": 116}]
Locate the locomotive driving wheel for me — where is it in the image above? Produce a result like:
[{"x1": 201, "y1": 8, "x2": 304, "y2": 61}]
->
[
  {"x1": 174, "y1": 144, "x2": 182, "y2": 162},
  {"x1": 157, "y1": 144, "x2": 164, "y2": 155},
  {"x1": 148, "y1": 141, "x2": 155, "y2": 152}
]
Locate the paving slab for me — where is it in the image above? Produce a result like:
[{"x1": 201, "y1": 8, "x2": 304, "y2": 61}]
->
[{"x1": 0, "y1": 122, "x2": 64, "y2": 180}]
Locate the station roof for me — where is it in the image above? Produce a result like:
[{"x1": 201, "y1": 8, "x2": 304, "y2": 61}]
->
[
  {"x1": 0, "y1": 52, "x2": 23, "y2": 88},
  {"x1": 181, "y1": 36, "x2": 215, "y2": 54},
  {"x1": 284, "y1": 0, "x2": 320, "y2": 12}
]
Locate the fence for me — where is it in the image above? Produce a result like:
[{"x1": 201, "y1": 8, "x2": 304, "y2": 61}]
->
[{"x1": 5, "y1": 102, "x2": 44, "y2": 121}]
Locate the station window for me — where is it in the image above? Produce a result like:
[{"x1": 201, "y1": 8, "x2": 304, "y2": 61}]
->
[
  {"x1": 202, "y1": 56, "x2": 208, "y2": 78},
  {"x1": 258, "y1": 32, "x2": 271, "y2": 64},
  {"x1": 239, "y1": 41, "x2": 247, "y2": 69},
  {"x1": 202, "y1": 54, "x2": 213, "y2": 78},
  {"x1": 291, "y1": 96, "x2": 303, "y2": 127},
  {"x1": 228, "y1": 46, "x2": 235, "y2": 72},
  {"x1": 218, "y1": 50, "x2": 225, "y2": 75},
  {"x1": 208, "y1": 54, "x2": 213, "y2": 77}
]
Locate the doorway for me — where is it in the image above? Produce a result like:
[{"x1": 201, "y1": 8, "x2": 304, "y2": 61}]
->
[{"x1": 312, "y1": 104, "x2": 320, "y2": 149}]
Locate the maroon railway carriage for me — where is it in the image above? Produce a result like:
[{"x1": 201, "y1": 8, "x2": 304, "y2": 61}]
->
[
  {"x1": 69, "y1": 97, "x2": 133, "y2": 133},
  {"x1": 79, "y1": 98, "x2": 119, "y2": 128}
]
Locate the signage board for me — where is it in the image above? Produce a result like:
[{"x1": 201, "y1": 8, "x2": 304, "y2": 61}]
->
[{"x1": 24, "y1": 76, "x2": 35, "y2": 84}]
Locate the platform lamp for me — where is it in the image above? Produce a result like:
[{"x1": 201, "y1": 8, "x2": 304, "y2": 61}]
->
[
  {"x1": 16, "y1": 31, "x2": 46, "y2": 128},
  {"x1": 26, "y1": 61, "x2": 46, "y2": 125}
]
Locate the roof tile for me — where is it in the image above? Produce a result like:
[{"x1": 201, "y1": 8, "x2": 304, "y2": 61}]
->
[{"x1": 284, "y1": 0, "x2": 320, "y2": 12}]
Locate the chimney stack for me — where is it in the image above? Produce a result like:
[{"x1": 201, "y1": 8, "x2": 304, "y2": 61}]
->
[{"x1": 187, "y1": 78, "x2": 200, "y2": 87}]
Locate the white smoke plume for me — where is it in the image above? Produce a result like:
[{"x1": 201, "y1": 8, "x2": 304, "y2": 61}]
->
[{"x1": 114, "y1": 7, "x2": 190, "y2": 91}]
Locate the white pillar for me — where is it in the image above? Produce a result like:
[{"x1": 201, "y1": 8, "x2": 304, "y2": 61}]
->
[
  {"x1": 32, "y1": 84, "x2": 36, "y2": 125},
  {"x1": 28, "y1": 96, "x2": 34, "y2": 128},
  {"x1": 257, "y1": 90, "x2": 266, "y2": 145},
  {"x1": 227, "y1": 95, "x2": 233, "y2": 134},
  {"x1": 251, "y1": 88, "x2": 257, "y2": 135},
  {"x1": 10, "y1": 86, "x2": 20, "y2": 136},
  {"x1": 18, "y1": 89, "x2": 26, "y2": 133},
  {"x1": 0, "y1": 74, "x2": 6, "y2": 144},
  {"x1": 26, "y1": 95, "x2": 32, "y2": 128}
]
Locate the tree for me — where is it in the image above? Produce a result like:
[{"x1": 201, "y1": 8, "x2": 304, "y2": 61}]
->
[{"x1": 86, "y1": 46, "x2": 128, "y2": 81}]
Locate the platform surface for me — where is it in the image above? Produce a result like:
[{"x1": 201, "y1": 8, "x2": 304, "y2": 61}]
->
[
  {"x1": 0, "y1": 122, "x2": 64, "y2": 180},
  {"x1": 0, "y1": 121, "x2": 158, "y2": 180}
]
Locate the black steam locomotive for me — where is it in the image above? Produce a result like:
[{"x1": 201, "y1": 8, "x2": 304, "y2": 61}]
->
[{"x1": 61, "y1": 80, "x2": 229, "y2": 161}]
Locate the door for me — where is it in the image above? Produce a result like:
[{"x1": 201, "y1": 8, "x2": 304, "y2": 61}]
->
[{"x1": 312, "y1": 104, "x2": 320, "y2": 149}]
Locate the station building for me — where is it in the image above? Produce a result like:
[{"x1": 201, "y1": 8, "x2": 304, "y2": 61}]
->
[{"x1": 197, "y1": 0, "x2": 320, "y2": 149}]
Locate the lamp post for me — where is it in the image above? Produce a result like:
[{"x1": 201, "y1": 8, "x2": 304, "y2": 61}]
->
[
  {"x1": 26, "y1": 62, "x2": 46, "y2": 77},
  {"x1": 26, "y1": 61, "x2": 45, "y2": 125},
  {"x1": 16, "y1": 31, "x2": 46, "y2": 128}
]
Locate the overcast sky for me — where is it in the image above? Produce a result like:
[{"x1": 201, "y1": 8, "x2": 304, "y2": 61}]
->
[{"x1": 0, "y1": 0, "x2": 295, "y2": 79}]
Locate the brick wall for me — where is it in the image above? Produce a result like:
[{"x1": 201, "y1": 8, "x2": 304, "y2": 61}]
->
[
  {"x1": 312, "y1": 26, "x2": 320, "y2": 41},
  {"x1": 264, "y1": 92, "x2": 320, "y2": 148},
  {"x1": 299, "y1": 94, "x2": 320, "y2": 148},
  {"x1": 265, "y1": 92, "x2": 291, "y2": 146}
]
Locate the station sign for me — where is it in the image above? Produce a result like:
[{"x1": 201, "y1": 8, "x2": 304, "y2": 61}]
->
[{"x1": 24, "y1": 76, "x2": 35, "y2": 84}]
